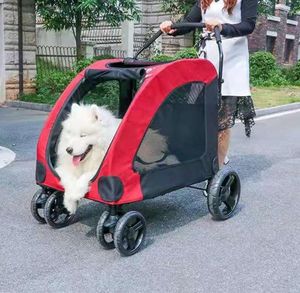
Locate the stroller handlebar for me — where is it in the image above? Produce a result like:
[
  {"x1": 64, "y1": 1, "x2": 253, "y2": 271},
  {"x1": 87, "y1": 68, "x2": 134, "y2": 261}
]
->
[
  {"x1": 133, "y1": 22, "x2": 223, "y2": 100},
  {"x1": 170, "y1": 22, "x2": 205, "y2": 30},
  {"x1": 134, "y1": 22, "x2": 222, "y2": 60}
]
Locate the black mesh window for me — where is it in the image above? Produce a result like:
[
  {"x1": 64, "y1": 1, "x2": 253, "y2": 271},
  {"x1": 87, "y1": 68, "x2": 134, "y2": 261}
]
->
[{"x1": 134, "y1": 82, "x2": 205, "y2": 173}]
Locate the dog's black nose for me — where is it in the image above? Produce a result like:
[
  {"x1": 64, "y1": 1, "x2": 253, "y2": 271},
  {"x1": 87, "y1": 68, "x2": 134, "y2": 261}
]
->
[{"x1": 66, "y1": 147, "x2": 73, "y2": 154}]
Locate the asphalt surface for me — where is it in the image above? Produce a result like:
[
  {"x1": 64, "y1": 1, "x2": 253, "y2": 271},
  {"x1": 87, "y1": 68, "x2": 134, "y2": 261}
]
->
[{"x1": 1, "y1": 106, "x2": 300, "y2": 293}]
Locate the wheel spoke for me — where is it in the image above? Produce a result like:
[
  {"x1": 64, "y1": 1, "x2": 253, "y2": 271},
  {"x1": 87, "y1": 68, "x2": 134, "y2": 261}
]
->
[
  {"x1": 127, "y1": 235, "x2": 136, "y2": 250},
  {"x1": 226, "y1": 196, "x2": 236, "y2": 210},
  {"x1": 131, "y1": 220, "x2": 143, "y2": 232},
  {"x1": 224, "y1": 175, "x2": 235, "y2": 190},
  {"x1": 122, "y1": 236, "x2": 129, "y2": 249}
]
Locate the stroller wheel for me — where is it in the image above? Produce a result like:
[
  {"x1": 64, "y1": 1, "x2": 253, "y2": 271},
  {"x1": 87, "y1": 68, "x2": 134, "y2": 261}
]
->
[
  {"x1": 114, "y1": 211, "x2": 146, "y2": 257},
  {"x1": 44, "y1": 191, "x2": 75, "y2": 228},
  {"x1": 207, "y1": 166, "x2": 241, "y2": 220},
  {"x1": 96, "y1": 211, "x2": 116, "y2": 250},
  {"x1": 30, "y1": 189, "x2": 48, "y2": 224}
]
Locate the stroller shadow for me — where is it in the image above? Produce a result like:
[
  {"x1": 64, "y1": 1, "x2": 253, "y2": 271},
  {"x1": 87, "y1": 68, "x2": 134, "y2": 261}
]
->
[
  {"x1": 229, "y1": 154, "x2": 273, "y2": 182},
  {"x1": 75, "y1": 153, "x2": 273, "y2": 248},
  {"x1": 76, "y1": 186, "x2": 209, "y2": 240}
]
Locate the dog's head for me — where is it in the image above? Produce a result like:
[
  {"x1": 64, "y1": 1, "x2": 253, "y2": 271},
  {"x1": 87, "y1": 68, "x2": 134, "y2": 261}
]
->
[{"x1": 61, "y1": 103, "x2": 102, "y2": 166}]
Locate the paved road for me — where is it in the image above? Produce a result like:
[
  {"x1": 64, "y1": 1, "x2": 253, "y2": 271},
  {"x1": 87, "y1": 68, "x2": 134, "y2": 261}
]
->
[{"x1": 1, "y1": 106, "x2": 300, "y2": 293}]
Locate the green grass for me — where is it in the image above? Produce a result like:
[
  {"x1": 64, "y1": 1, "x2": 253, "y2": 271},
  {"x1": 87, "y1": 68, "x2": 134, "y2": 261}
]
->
[{"x1": 252, "y1": 86, "x2": 300, "y2": 109}]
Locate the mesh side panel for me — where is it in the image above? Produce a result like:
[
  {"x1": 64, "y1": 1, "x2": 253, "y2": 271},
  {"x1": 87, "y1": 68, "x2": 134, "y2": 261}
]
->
[
  {"x1": 168, "y1": 83, "x2": 204, "y2": 104},
  {"x1": 134, "y1": 82, "x2": 206, "y2": 174}
]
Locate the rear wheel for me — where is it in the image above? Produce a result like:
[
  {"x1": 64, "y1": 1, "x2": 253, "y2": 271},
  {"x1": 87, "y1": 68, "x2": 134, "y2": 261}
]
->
[
  {"x1": 114, "y1": 211, "x2": 146, "y2": 257},
  {"x1": 44, "y1": 191, "x2": 75, "y2": 228},
  {"x1": 207, "y1": 166, "x2": 241, "y2": 220},
  {"x1": 30, "y1": 189, "x2": 48, "y2": 224}
]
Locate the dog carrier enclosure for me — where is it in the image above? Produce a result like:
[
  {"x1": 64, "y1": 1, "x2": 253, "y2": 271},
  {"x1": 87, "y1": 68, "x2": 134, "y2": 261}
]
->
[{"x1": 31, "y1": 23, "x2": 241, "y2": 256}]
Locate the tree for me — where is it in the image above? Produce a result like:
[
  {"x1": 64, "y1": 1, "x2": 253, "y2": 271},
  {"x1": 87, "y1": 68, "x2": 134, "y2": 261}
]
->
[
  {"x1": 36, "y1": 0, "x2": 140, "y2": 60},
  {"x1": 287, "y1": 0, "x2": 300, "y2": 16},
  {"x1": 161, "y1": 0, "x2": 194, "y2": 17}
]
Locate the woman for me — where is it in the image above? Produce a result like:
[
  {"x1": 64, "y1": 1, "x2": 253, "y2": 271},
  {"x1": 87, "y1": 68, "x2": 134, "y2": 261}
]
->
[{"x1": 160, "y1": 0, "x2": 258, "y2": 166}]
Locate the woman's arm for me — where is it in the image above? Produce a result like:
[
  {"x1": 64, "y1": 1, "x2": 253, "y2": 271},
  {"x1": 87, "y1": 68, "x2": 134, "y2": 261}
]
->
[
  {"x1": 221, "y1": 0, "x2": 258, "y2": 37},
  {"x1": 171, "y1": 2, "x2": 202, "y2": 36}
]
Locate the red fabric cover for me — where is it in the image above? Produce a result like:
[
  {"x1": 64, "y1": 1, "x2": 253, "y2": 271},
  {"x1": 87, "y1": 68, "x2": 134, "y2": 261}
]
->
[
  {"x1": 37, "y1": 58, "x2": 217, "y2": 205},
  {"x1": 88, "y1": 58, "x2": 217, "y2": 204},
  {"x1": 36, "y1": 59, "x2": 120, "y2": 191}
]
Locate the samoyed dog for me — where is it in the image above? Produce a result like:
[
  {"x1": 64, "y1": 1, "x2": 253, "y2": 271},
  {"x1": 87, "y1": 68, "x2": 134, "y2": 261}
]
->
[
  {"x1": 55, "y1": 103, "x2": 121, "y2": 214},
  {"x1": 56, "y1": 103, "x2": 179, "y2": 214}
]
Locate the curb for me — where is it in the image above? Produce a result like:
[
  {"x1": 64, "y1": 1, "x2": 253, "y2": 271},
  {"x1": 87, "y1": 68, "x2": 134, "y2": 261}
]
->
[
  {"x1": 5, "y1": 100, "x2": 52, "y2": 112},
  {"x1": 255, "y1": 102, "x2": 300, "y2": 117},
  {"x1": 5, "y1": 100, "x2": 300, "y2": 117}
]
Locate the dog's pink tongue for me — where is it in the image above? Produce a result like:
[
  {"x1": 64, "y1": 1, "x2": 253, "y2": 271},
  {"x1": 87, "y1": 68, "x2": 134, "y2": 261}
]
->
[{"x1": 72, "y1": 156, "x2": 81, "y2": 166}]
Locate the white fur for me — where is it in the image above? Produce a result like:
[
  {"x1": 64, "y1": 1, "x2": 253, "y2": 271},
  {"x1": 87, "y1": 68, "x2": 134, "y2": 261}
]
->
[{"x1": 55, "y1": 103, "x2": 121, "y2": 214}]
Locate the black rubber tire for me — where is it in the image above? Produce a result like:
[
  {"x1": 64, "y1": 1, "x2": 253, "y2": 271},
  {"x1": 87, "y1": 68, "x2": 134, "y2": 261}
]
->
[
  {"x1": 207, "y1": 166, "x2": 241, "y2": 220},
  {"x1": 114, "y1": 211, "x2": 146, "y2": 257},
  {"x1": 44, "y1": 191, "x2": 75, "y2": 228},
  {"x1": 96, "y1": 211, "x2": 115, "y2": 250},
  {"x1": 30, "y1": 189, "x2": 48, "y2": 224}
]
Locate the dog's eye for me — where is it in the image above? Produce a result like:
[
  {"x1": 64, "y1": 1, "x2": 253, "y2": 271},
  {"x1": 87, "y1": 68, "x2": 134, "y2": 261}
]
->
[{"x1": 80, "y1": 133, "x2": 87, "y2": 138}]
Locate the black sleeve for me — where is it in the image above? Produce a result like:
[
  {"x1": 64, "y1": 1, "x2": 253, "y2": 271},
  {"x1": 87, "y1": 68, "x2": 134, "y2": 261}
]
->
[
  {"x1": 221, "y1": 0, "x2": 258, "y2": 37},
  {"x1": 171, "y1": 2, "x2": 202, "y2": 36}
]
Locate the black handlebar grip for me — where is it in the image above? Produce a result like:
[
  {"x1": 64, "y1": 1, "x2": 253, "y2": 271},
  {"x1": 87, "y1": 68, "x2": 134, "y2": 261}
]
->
[
  {"x1": 171, "y1": 22, "x2": 206, "y2": 30},
  {"x1": 214, "y1": 27, "x2": 222, "y2": 43}
]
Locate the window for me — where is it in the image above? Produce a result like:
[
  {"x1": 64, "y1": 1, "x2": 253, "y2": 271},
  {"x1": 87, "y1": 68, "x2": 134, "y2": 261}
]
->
[
  {"x1": 266, "y1": 36, "x2": 276, "y2": 54},
  {"x1": 284, "y1": 39, "x2": 294, "y2": 63}
]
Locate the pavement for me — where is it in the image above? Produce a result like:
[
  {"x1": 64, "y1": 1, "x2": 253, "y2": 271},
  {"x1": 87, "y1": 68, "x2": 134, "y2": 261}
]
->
[{"x1": 1, "y1": 107, "x2": 300, "y2": 293}]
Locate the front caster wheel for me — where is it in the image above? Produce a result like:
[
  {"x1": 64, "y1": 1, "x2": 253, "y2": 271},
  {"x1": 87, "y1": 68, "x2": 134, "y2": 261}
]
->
[
  {"x1": 96, "y1": 211, "x2": 116, "y2": 250},
  {"x1": 114, "y1": 211, "x2": 146, "y2": 257},
  {"x1": 44, "y1": 191, "x2": 75, "y2": 228},
  {"x1": 207, "y1": 166, "x2": 241, "y2": 220},
  {"x1": 30, "y1": 189, "x2": 48, "y2": 224}
]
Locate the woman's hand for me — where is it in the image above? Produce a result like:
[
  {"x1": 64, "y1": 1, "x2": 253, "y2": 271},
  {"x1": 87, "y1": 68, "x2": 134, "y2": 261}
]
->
[
  {"x1": 160, "y1": 20, "x2": 176, "y2": 35},
  {"x1": 205, "y1": 20, "x2": 223, "y2": 32}
]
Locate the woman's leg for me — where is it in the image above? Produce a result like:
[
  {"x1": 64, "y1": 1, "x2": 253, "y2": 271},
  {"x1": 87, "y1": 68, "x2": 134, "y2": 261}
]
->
[{"x1": 218, "y1": 128, "x2": 230, "y2": 167}]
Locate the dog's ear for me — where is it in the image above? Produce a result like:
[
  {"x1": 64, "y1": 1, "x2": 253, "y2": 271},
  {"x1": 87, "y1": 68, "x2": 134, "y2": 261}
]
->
[
  {"x1": 71, "y1": 103, "x2": 80, "y2": 113},
  {"x1": 91, "y1": 104, "x2": 99, "y2": 121}
]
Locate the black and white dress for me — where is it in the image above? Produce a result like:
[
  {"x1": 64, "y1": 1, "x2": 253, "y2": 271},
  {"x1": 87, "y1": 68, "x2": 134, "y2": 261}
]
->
[{"x1": 173, "y1": 0, "x2": 258, "y2": 136}]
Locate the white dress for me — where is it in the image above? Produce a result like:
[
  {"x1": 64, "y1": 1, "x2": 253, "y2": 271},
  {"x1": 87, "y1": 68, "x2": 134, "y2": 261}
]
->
[{"x1": 202, "y1": 0, "x2": 251, "y2": 96}]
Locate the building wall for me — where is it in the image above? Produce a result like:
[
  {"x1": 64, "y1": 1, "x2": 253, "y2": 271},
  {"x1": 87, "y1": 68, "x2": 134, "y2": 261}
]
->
[
  {"x1": 0, "y1": 1, "x2": 5, "y2": 103},
  {"x1": 249, "y1": 4, "x2": 300, "y2": 65},
  {"x1": 135, "y1": 0, "x2": 193, "y2": 55},
  {"x1": 1, "y1": 0, "x2": 36, "y2": 102}
]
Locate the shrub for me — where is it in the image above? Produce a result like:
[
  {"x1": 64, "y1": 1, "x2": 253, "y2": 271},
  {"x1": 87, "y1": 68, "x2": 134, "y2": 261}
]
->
[
  {"x1": 74, "y1": 55, "x2": 115, "y2": 73},
  {"x1": 74, "y1": 57, "x2": 94, "y2": 73},
  {"x1": 174, "y1": 47, "x2": 198, "y2": 59},
  {"x1": 151, "y1": 54, "x2": 175, "y2": 62},
  {"x1": 282, "y1": 61, "x2": 300, "y2": 86},
  {"x1": 249, "y1": 51, "x2": 287, "y2": 86},
  {"x1": 152, "y1": 47, "x2": 198, "y2": 62},
  {"x1": 21, "y1": 55, "x2": 121, "y2": 107},
  {"x1": 35, "y1": 70, "x2": 76, "y2": 104}
]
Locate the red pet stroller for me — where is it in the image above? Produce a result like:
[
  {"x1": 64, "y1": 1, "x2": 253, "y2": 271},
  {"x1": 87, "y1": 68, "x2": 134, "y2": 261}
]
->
[{"x1": 31, "y1": 23, "x2": 241, "y2": 256}]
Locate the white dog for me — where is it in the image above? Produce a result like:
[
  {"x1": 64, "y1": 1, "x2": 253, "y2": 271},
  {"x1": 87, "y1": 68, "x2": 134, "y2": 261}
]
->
[
  {"x1": 55, "y1": 103, "x2": 121, "y2": 214},
  {"x1": 55, "y1": 103, "x2": 179, "y2": 214}
]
